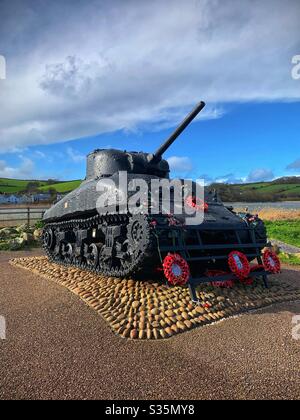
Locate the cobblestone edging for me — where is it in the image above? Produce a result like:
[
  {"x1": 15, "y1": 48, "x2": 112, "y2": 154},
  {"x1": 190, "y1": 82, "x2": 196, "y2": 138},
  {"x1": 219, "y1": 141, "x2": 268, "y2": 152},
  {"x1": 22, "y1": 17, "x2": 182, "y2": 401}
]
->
[{"x1": 10, "y1": 257, "x2": 300, "y2": 340}]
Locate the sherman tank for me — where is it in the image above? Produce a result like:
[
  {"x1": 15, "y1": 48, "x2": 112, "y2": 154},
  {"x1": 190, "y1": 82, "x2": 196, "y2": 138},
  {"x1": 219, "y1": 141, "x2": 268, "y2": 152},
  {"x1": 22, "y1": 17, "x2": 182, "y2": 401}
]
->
[{"x1": 42, "y1": 101, "x2": 280, "y2": 301}]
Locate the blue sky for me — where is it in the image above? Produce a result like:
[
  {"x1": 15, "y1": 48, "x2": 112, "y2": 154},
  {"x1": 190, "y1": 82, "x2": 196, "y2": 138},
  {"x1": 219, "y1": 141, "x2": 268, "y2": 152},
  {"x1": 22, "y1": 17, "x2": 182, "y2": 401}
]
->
[
  {"x1": 0, "y1": 0, "x2": 299, "y2": 183},
  {"x1": 2, "y1": 101, "x2": 300, "y2": 183}
]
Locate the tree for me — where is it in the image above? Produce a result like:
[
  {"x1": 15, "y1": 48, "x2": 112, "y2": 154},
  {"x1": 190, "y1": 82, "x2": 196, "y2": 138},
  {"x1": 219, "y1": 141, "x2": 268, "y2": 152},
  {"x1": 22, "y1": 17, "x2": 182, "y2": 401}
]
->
[
  {"x1": 46, "y1": 179, "x2": 58, "y2": 185},
  {"x1": 26, "y1": 182, "x2": 40, "y2": 193}
]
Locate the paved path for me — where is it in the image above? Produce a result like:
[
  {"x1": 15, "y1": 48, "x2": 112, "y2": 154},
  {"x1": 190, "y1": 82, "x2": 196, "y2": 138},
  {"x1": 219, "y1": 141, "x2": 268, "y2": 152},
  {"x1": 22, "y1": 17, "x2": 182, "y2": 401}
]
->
[{"x1": 0, "y1": 250, "x2": 300, "y2": 400}]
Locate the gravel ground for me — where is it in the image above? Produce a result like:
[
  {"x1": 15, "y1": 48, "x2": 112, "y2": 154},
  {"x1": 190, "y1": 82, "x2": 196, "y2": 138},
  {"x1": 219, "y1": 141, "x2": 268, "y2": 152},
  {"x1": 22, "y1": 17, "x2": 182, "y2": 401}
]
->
[{"x1": 0, "y1": 250, "x2": 300, "y2": 400}]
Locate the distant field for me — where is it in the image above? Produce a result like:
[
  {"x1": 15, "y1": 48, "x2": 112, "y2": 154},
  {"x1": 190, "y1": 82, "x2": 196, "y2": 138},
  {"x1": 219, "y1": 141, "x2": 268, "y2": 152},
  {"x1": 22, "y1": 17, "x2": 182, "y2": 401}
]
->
[
  {"x1": 1, "y1": 175, "x2": 300, "y2": 200},
  {"x1": 0, "y1": 178, "x2": 48, "y2": 193},
  {"x1": 237, "y1": 182, "x2": 300, "y2": 197},
  {"x1": 0, "y1": 178, "x2": 81, "y2": 194},
  {"x1": 38, "y1": 180, "x2": 82, "y2": 193},
  {"x1": 241, "y1": 183, "x2": 300, "y2": 194},
  {"x1": 213, "y1": 177, "x2": 300, "y2": 202}
]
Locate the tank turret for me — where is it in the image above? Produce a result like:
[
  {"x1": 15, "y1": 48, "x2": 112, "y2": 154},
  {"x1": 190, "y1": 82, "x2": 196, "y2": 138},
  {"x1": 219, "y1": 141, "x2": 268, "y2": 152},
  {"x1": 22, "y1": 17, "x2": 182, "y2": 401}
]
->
[
  {"x1": 86, "y1": 149, "x2": 170, "y2": 179},
  {"x1": 86, "y1": 101, "x2": 206, "y2": 180}
]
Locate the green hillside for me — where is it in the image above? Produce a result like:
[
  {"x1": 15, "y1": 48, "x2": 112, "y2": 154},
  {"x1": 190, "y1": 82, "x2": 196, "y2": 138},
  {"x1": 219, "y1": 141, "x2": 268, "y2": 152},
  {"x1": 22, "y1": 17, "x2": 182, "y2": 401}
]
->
[
  {"x1": 0, "y1": 178, "x2": 81, "y2": 194},
  {"x1": 0, "y1": 178, "x2": 49, "y2": 193},
  {"x1": 38, "y1": 180, "x2": 82, "y2": 193},
  {"x1": 211, "y1": 177, "x2": 300, "y2": 202},
  {"x1": 1, "y1": 176, "x2": 300, "y2": 201}
]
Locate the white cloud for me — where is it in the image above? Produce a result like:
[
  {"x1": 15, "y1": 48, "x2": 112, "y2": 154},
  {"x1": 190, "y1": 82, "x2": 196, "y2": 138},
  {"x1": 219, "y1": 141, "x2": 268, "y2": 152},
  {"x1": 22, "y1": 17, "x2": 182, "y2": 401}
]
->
[
  {"x1": 66, "y1": 147, "x2": 85, "y2": 163},
  {"x1": 34, "y1": 150, "x2": 46, "y2": 159},
  {"x1": 0, "y1": 157, "x2": 34, "y2": 179},
  {"x1": 286, "y1": 158, "x2": 300, "y2": 170},
  {"x1": 167, "y1": 156, "x2": 193, "y2": 173},
  {"x1": 0, "y1": 0, "x2": 299, "y2": 152},
  {"x1": 214, "y1": 173, "x2": 245, "y2": 184},
  {"x1": 246, "y1": 168, "x2": 274, "y2": 183},
  {"x1": 199, "y1": 173, "x2": 245, "y2": 185}
]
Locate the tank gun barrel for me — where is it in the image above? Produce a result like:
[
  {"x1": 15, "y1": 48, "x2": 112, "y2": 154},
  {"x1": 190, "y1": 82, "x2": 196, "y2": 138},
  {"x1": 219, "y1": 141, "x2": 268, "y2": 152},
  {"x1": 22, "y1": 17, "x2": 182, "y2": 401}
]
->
[{"x1": 151, "y1": 101, "x2": 206, "y2": 162}]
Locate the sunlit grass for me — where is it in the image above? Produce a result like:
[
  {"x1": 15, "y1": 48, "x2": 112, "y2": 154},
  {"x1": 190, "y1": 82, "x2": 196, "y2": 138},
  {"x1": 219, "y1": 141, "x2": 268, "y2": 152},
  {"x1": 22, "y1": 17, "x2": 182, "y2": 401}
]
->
[
  {"x1": 265, "y1": 220, "x2": 300, "y2": 248},
  {"x1": 38, "y1": 180, "x2": 82, "y2": 193},
  {"x1": 279, "y1": 253, "x2": 300, "y2": 266}
]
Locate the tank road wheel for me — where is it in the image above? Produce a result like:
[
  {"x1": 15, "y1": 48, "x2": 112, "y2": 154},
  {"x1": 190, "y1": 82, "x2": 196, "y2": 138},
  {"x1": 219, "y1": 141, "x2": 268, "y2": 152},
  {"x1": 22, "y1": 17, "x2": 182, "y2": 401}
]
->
[
  {"x1": 63, "y1": 243, "x2": 74, "y2": 263},
  {"x1": 96, "y1": 214, "x2": 152, "y2": 277},
  {"x1": 42, "y1": 227, "x2": 55, "y2": 250},
  {"x1": 125, "y1": 214, "x2": 152, "y2": 270},
  {"x1": 98, "y1": 224, "x2": 128, "y2": 276},
  {"x1": 73, "y1": 244, "x2": 84, "y2": 267},
  {"x1": 127, "y1": 214, "x2": 150, "y2": 253},
  {"x1": 130, "y1": 220, "x2": 145, "y2": 245},
  {"x1": 85, "y1": 243, "x2": 100, "y2": 270},
  {"x1": 59, "y1": 242, "x2": 74, "y2": 263}
]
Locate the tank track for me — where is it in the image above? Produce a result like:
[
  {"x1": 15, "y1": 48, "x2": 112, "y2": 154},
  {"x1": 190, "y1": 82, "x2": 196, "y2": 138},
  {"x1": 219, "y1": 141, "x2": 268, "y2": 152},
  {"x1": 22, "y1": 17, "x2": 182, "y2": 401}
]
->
[
  {"x1": 42, "y1": 211, "x2": 268, "y2": 282},
  {"x1": 42, "y1": 213, "x2": 158, "y2": 278}
]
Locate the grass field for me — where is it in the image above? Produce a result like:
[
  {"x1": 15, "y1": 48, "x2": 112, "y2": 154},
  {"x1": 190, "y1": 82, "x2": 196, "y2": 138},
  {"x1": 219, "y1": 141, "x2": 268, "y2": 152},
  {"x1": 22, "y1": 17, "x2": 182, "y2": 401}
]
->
[
  {"x1": 239, "y1": 183, "x2": 300, "y2": 194},
  {"x1": 0, "y1": 178, "x2": 81, "y2": 194},
  {"x1": 247, "y1": 208, "x2": 300, "y2": 265},
  {"x1": 254, "y1": 208, "x2": 300, "y2": 249},
  {"x1": 0, "y1": 178, "x2": 49, "y2": 193},
  {"x1": 37, "y1": 180, "x2": 82, "y2": 193},
  {"x1": 265, "y1": 220, "x2": 300, "y2": 248},
  {"x1": 279, "y1": 253, "x2": 300, "y2": 265}
]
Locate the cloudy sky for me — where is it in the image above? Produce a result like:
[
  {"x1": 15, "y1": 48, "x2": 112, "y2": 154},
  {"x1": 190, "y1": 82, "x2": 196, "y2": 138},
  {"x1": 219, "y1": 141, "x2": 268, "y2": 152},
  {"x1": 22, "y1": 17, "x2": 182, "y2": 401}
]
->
[{"x1": 0, "y1": 0, "x2": 299, "y2": 182}]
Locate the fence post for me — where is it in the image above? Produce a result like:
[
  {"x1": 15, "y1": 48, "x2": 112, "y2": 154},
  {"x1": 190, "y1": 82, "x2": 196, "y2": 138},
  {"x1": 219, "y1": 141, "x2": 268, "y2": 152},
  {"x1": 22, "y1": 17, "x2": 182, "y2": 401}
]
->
[{"x1": 27, "y1": 207, "x2": 30, "y2": 227}]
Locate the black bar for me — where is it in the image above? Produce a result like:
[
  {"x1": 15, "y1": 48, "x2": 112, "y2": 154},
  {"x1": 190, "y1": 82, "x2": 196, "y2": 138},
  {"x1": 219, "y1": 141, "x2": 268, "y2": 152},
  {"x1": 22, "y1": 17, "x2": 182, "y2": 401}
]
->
[
  {"x1": 184, "y1": 253, "x2": 259, "y2": 262},
  {"x1": 156, "y1": 225, "x2": 258, "y2": 231},
  {"x1": 159, "y1": 243, "x2": 266, "y2": 251},
  {"x1": 188, "y1": 284, "x2": 198, "y2": 303},
  {"x1": 189, "y1": 270, "x2": 269, "y2": 285}
]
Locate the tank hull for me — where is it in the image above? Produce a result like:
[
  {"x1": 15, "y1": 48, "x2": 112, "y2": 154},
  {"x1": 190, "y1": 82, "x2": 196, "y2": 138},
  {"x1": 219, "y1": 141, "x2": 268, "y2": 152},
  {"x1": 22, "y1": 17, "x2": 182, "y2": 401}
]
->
[{"x1": 42, "y1": 178, "x2": 267, "y2": 281}]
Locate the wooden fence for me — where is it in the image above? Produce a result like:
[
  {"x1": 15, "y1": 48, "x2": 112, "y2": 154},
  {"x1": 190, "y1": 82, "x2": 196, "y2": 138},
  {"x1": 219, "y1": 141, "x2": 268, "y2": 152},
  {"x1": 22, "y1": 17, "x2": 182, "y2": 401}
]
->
[{"x1": 0, "y1": 207, "x2": 48, "y2": 227}]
